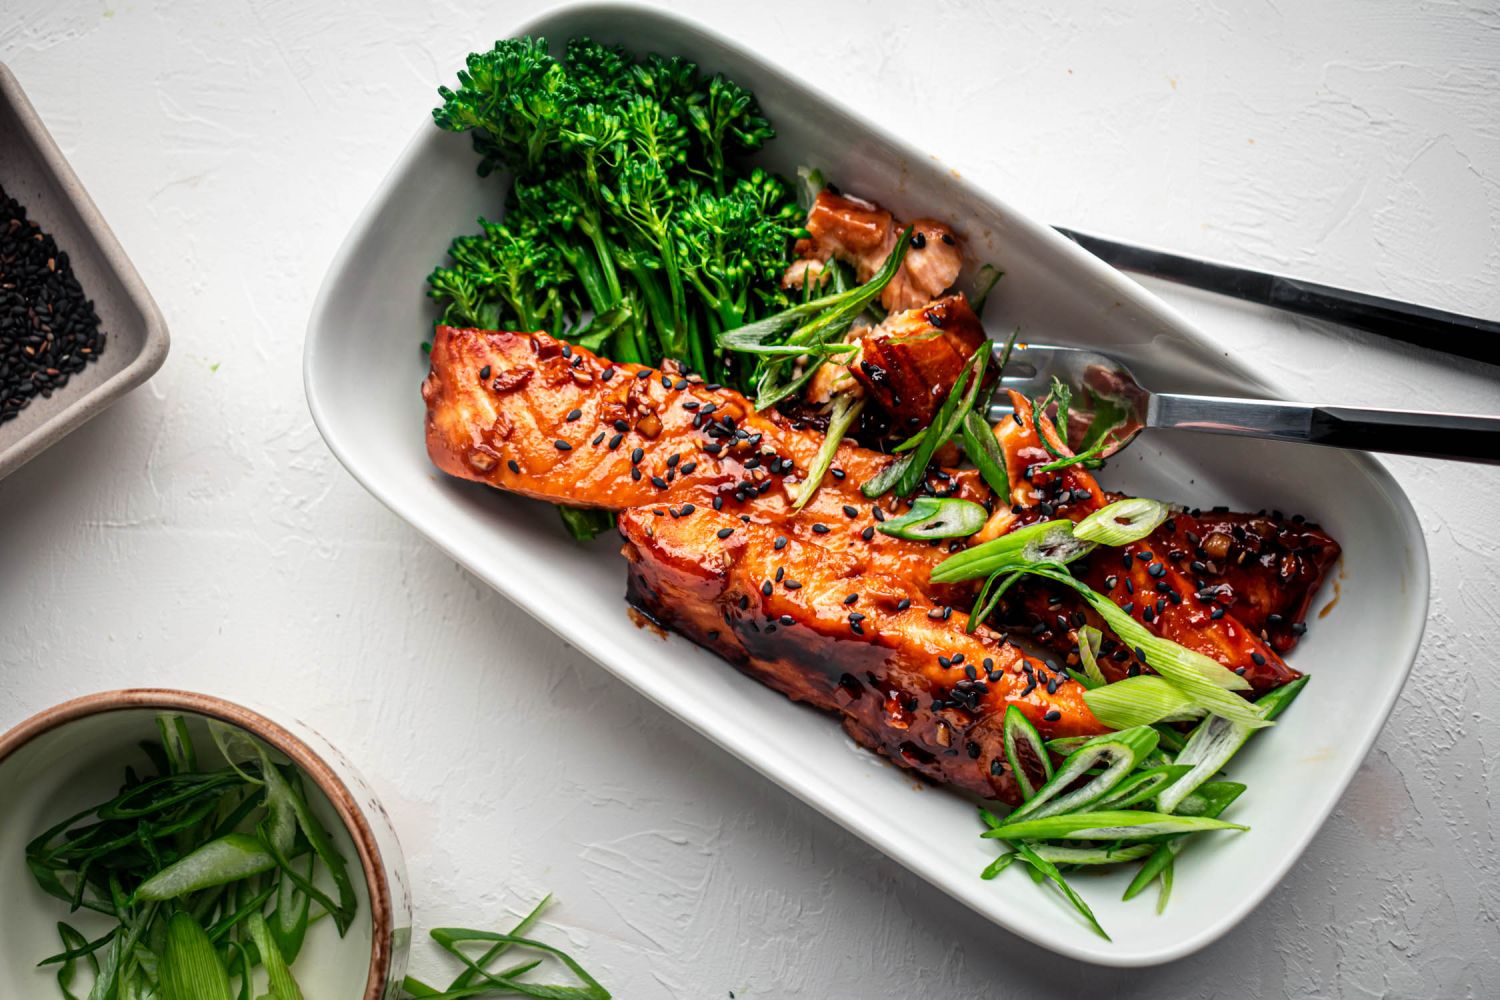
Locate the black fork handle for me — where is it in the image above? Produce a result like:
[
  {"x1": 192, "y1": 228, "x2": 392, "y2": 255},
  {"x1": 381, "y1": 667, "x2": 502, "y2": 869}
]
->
[{"x1": 1148, "y1": 394, "x2": 1500, "y2": 464}]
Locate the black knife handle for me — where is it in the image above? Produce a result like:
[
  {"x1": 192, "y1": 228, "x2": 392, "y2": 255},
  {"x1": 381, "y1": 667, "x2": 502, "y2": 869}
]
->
[{"x1": 1054, "y1": 227, "x2": 1500, "y2": 368}]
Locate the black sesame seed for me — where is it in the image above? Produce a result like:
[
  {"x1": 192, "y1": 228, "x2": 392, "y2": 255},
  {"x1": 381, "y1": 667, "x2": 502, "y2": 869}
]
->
[
  {"x1": 860, "y1": 526, "x2": 875, "y2": 541},
  {"x1": 553, "y1": 440, "x2": 572, "y2": 451},
  {"x1": 812, "y1": 523, "x2": 830, "y2": 534},
  {"x1": 566, "y1": 408, "x2": 582, "y2": 422},
  {"x1": 762, "y1": 581, "x2": 773, "y2": 596},
  {"x1": 910, "y1": 231, "x2": 927, "y2": 249},
  {"x1": 507, "y1": 459, "x2": 520, "y2": 473},
  {"x1": 1044, "y1": 710, "x2": 1061, "y2": 722},
  {"x1": 872, "y1": 507, "x2": 886, "y2": 522},
  {"x1": 601, "y1": 366, "x2": 615, "y2": 381},
  {"x1": 717, "y1": 527, "x2": 734, "y2": 539},
  {"x1": 897, "y1": 598, "x2": 912, "y2": 611},
  {"x1": 780, "y1": 614, "x2": 795, "y2": 626},
  {"x1": 651, "y1": 475, "x2": 668, "y2": 489},
  {"x1": 844, "y1": 593, "x2": 859, "y2": 605},
  {"x1": 843, "y1": 505, "x2": 858, "y2": 518},
  {"x1": 592, "y1": 431, "x2": 605, "y2": 445},
  {"x1": 1251, "y1": 652, "x2": 1266, "y2": 666},
  {"x1": 774, "y1": 536, "x2": 788, "y2": 550},
  {"x1": 479, "y1": 365, "x2": 491, "y2": 380},
  {"x1": 608, "y1": 433, "x2": 624, "y2": 449},
  {"x1": 784, "y1": 580, "x2": 801, "y2": 590}
]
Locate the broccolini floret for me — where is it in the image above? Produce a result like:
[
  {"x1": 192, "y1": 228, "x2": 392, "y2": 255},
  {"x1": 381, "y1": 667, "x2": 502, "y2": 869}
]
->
[{"x1": 427, "y1": 34, "x2": 802, "y2": 385}]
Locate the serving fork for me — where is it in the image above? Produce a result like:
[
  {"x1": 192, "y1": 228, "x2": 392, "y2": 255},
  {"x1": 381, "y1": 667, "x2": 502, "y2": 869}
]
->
[{"x1": 990, "y1": 344, "x2": 1500, "y2": 464}]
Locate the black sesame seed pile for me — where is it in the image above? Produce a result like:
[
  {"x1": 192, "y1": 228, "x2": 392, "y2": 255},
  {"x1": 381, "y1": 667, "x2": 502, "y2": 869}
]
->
[{"x1": 1, "y1": 186, "x2": 104, "y2": 426}]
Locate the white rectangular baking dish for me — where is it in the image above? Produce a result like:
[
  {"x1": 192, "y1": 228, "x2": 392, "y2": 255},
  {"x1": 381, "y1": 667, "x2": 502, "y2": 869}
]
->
[{"x1": 304, "y1": 3, "x2": 1429, "y2": 966}]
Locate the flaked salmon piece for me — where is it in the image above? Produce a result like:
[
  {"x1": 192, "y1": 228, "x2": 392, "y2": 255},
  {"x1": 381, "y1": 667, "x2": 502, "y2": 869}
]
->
[
  {"x1": 423, "y1": 326, "x2": 988, "y2": 601},
  {"x1": 992, "y1": 392, "x2": 1305, "y2": 693},
  {"x1": 790, "y1": 191, "x2": 963, "y2": 312},
  {"x1": 853, "y1": 294, "x2": 989, "y2": 430},
  {"x1": 619, "y1": 501, "x2": 1105, "y2": 803},
  {"x1": 1152, "y1": 508, "x2": 1340, "y2": 654}
]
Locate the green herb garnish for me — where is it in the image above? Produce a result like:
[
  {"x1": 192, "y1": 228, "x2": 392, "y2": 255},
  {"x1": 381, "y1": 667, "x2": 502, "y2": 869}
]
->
[
  {"x1": 25, "y1": 714, "x2": 355, "y2": 999},
  {"x1": 876, "y1": 496, "x2": 989, "y2": 540},
  {"x1": 399, "y1": 894, "x2": 610, "y2": 999}
]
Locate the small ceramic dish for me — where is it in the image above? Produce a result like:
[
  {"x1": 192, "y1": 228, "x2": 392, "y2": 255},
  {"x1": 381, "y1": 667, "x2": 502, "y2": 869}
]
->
[
  {"x1": 305, "y1": 2, "x2": 1429, "y2": 966},
  {"x1": 0, "y1": 63, "x2": 169, "y2": 481},
  {"x1": 0, "y1": 690, "x2": 412, "y2": 998}
]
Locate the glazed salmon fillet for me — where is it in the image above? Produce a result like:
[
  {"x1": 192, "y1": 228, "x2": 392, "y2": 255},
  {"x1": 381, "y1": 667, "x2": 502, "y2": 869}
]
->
[
  {"x1": 423, "y1": 326, "x2": 1107, "y2": 800},
  {"x1": 991, "y1": 392, "x2": 1334, "y2": 693},
  {"x1": 620, "y1": 502, "x2": 1101, "y2": 801},
  {"x1": 423, "y1": 327, "x2": 1336, "y2": 796},
  {"x1": 423, "y1": 325, "x2": 989, "y2": 601}
]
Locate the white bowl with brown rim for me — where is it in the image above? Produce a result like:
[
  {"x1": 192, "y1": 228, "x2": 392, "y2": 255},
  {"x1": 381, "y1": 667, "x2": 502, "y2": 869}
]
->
[{"x1": 0, "y1": 689, "x2": 412, "y2": 998}]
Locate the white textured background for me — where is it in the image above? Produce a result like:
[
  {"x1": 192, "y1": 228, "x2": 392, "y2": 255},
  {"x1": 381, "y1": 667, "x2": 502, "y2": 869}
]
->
[{"x1": 3, "y1": 1, "x2": 1498, "y2": 997}]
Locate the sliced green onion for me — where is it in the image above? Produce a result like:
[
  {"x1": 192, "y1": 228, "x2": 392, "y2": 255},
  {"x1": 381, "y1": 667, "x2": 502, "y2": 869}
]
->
[
  {"x1": 982, "y1": 810, "x2": 1248, "y2": 842},
  {"x1": 877, "y1": 496, "x2": 989, "y2": 540},
  {"x1": 1157, "y1": 677, "x2": 1307, "y2": 813},
  {"x1": 1026, "y1": 843, "x2": 1156, "y2": 866},
  {"x1": 980, "y1": 851, "x2": 1019, "y2": 880},
  {"x1": 970, "y1": 263, "x2": 1005, "y2": 313},
  {"x1": 930, "y1": 519, "x2": 1093, "y2": 584},
  {"x1": 1010, "y1": 564, "x2": 1265, "y2": 729},
  {"x1": 52, "y1": 922, "x2": 99, "y2": 999},
  {"x1": 160, "y1": 911, "x2": 234, "y2": 1000},
  {"x1": 1176, "y1": 779, "x2": 1248, "y2": 817},
  {"x1": 1074, "y1": 497, "x2": 1170, "y2": 547},
  {"x1": 1084, "y1": 675, "x2": 1207, "y2": 730},
  {"x1": 960, "y1": 409, "x2": 1009, "y2": 496},
  {"x1": 793, "y1": 393, "x2": 864, "y2": 510},
  {"x1": 425, "y1": 929, "x2": 611, "y2": 1000},
  {"x1": 966, "y1": 568, "x2": 1024, "y2": 633},
  {"x1": 1075, "y1": 625, "x2": 1107, "y2": 688},
  {"x1": 156, "y1": 713, "x2": 197, "y2": 775},
  {"x1": 1044, "y1": 735, "x2": 1093, "y2": 755},
  {"x1": 1089, "y1": 764, "x2": 1193, "y2": 811},
  {"x1": 1153, "y1": 724, "x2": 1189, "y2": 754},
  {"x1": 134, "y1": 834, "x2": 275, "y2": 902},
  {"x1": 247, "y1": 912, "x2": 306, "y2": 1000},
  {"x1": 1123, "y1": 781, "x2": 1247, "y2": 903},
  {"x1": 1012, "y1": 843, "x2": 1110, "y2": 940},
  {"x1": 1002, "y1": 705, "x2": 1052, "y2": 800},
  {"x1": 728, "y1": 230, "x2": 912, "y2": 411},
  {"x1": 1006, "y1": 726, "x2": 1160, "y2": 822},
  {"x1": 1156, "y1": 860, "x2": 1175, "y2": 914}
]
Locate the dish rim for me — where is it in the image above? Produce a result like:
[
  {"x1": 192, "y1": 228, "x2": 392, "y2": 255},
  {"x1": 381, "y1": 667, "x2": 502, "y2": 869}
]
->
[
  {"x1": 302, "y1": 0, "x2": 1431, "y2": 967},
  {"x1": 0, "y1": 62, "x2": 171, "y2": 481},
  {"x1": 0, "y1": 688, "x2": 397, "y2": 998}
]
